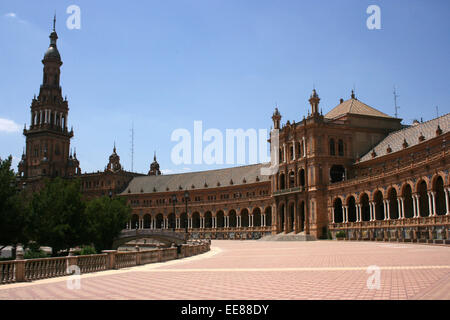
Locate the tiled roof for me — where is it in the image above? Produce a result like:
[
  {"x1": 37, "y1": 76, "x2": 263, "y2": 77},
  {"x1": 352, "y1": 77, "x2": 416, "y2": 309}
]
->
[
  {"x1": 325, "y1": 98, "x2": 393, "y2": 119},
  {"x1": 121, "y1": 163, "x2": 271, "y2": 195},
  {"x1": 359, "y1": 113, "x2": 450, "y2": 162}
]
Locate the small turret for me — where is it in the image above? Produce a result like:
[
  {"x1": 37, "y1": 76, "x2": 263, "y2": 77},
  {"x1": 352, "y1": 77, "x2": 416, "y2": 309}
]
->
[
  {"x1": 272, "y1": 107, "x2": 281, "y2": 130},
  {"x1": 309, "y1": 88, "x2": 320, "y2": 116}
]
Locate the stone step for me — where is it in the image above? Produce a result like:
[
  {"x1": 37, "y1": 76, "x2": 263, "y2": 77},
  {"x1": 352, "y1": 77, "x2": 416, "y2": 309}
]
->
[{"x1": 259, "y1": 232, "x2": 315, "y2": 241}]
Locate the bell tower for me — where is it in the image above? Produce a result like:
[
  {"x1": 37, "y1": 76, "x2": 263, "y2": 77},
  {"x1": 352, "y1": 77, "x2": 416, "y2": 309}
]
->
[{"x1": 19, "y1": 16, "x2": 80, "y2": 180}]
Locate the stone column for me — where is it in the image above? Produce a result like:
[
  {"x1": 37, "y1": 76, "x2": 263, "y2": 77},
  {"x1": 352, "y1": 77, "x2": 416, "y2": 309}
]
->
[
  {"x1": 303, "y1": 137, "x2": 306, "y2": 157},
  {"x1": 357, "y1": 204, "x2": 361, "y2": 222},
  {"x1": 413, "y1": 194, "x2": 420, "y2": 218},
  {"x1": 397, "y1": 198, "x2": 402, "y2": 219},
  {"x1": 369, "y1": 202, "x2": 374, "y2": 221},
  {"x1": 343, "y1": 206, "x2": 348, "y2": 223},
  {"x1": 292, "y1": 141, "x2": 296, "y2": 160},
  {"x1": 262, "y1": 213, "x2": 266, "y2": 227},
  {"x1": 427, "y1": 192, "x2": 433, "y2": 217},
  {"x1": 386, "y1": 200, "x2": 390, "y2": 220},
  {"x1": 283, "y1": 143, "x2": 286, "y2": 163},
  {"x1": 331, "y1": 207, "x2": 335, "y2": 223},
  {"x1": 445, "y1": 188, "x2": 450, "y2": 215},
  {"x1": 431, "y1": 191, "x2": 437, "y2": 216}
]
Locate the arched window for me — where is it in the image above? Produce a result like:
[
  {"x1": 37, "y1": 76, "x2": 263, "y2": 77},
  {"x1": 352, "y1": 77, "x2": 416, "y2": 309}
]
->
[
  {"x1": 289, "y1": 171, "x2": 295, "y2": 188},
  {"x1": 338, "y1": 139, "x2": 344, "y2": 156},
  {"x1": 279, "y1": 173, "x2": 286, "y2": 190},
  {"x1": 299, "y1": 169, "x2": 305, "y2": 187},
  {"x1": 330, "y1": 165, "x2": 345, "y2": 183},
  {"x1": 329, "y1": 139, "x2": 336, "y2": 156}
]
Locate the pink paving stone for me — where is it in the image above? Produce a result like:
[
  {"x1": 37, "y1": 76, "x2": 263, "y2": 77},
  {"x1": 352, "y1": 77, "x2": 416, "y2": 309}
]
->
[{"x1": 0, "y1": 240, "x2": 449, "y2": 300}]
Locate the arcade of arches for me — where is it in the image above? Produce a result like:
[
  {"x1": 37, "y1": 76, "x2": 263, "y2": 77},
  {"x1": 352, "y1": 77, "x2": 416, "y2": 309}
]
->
[
  {"x1": 330, "y1": 174, "x2": 450, "y2": 242},
  {"x1": 125, "y1": 206, "x2": 273, "y2": 240}
]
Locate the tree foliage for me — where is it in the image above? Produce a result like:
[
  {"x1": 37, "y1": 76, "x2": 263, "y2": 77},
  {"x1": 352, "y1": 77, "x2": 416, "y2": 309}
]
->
[
  {"x1": 1, "y1": 157, "x2": 132, "y2": 255},
  {"x1": 0, "y1": 156, "x2": 29, "y2": 251},
  {"x1": 28, "y1": 178, "x2": 88, "y2": 255},
  {"x1": 85, "y1": 196, "x2": 131, "y2": 251}
]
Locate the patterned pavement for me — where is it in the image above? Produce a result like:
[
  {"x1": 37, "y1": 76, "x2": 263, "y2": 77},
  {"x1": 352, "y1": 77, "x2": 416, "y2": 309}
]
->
[{"x1": 1, "y1": 240, "x2": 449, "y2": 300}]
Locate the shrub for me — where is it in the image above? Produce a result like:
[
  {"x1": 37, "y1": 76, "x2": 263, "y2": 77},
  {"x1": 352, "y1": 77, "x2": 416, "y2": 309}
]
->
[
  {"x1": 335, "y1": 230, "x2": 346, "y2": 238},
  {"x1": 76, "y1": 245, "x2": 97, "y2": 256},
  {"x1": 24, "y1": 249, "x2": 49, "y2": 259}
]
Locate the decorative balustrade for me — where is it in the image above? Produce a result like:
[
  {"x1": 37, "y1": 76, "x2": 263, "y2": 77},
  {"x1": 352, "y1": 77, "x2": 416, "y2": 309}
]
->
[
  {"x1": 0, "y1": 261, "x2": 16, "y2": 284},
  {"x1": 331, "y1": 215, "x2": 450, "y2": 230},
  {"x1": 115, "y1": 252, "x2": 137, "y2": 269},
  {"x1": 77, "y1": 254, "x2": 108, "y2": 273},
  {"x1": 140, "y1": 249, "x2": 160, "y2": 264},
  {"x1": 25, "y1": 257, "x2": 67, "y2": 281},
  {"x1": 0, "y1": 241, "x2": 210, "y2": 285}
]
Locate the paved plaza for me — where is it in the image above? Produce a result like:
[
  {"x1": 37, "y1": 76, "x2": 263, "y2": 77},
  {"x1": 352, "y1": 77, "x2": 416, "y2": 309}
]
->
[{"x1": 1, "y1": 240, "x2": 449, "y2": 300}]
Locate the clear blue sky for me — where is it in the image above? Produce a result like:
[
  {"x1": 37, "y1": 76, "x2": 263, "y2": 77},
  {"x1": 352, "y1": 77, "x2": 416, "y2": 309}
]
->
[{"x1": 1, "y1": 0, "x2": 449, "y2": 174}]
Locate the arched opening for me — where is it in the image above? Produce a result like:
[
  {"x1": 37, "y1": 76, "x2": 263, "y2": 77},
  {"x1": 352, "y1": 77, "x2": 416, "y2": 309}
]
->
[
  {"x1": 229, "y1": 210, "x2": 237, "y2": 228},
  {"x1": 374, "y1": 191, "x2": 384, "y2": 220},
  {"x1": 288, "y1": 202, "x2": 295, "y2": 232},
  {"x1": 180, "y1": 212, "x2": 188, "y2": 229},
  {"x1": 241, "y1": 209, "x2": 249, "y2": 227},
  {"x1": 289, "y1": 171, "x2": 295, "y2": 188},
  {"x1": 338, "y1": 139, "x2": 344, "y2": 156},
  {"x1": 388, "y1": 188, "x2": 399, "y2": 219},
  {"x1": 156, "y1": 213, "x2": 163, "y2": 229},
  {"x1": 330, "y1": 165, "x2": 345, "y2": 183},
  {"x1": 131, "y1": 214, "x2": 139, "y2": 229},
  {"x1": 360, "y1": 193, "x2": 370, "y2": 221},
  {"x1": 402, "y1": 184, "x2": 414, "y2": 218},
  {"x1": 143, "y1": 214, "x2": 151, "y2": 229},
  {"x1": 333, "y1": 198, "x2": 343, "y2": 223},
  {"x1": 280, "y1": 173, "x2": 286, "y2": 190},
  {"x1": 299, "y1": 201, "x2": 305, "y2": 231},
  {"x1": 329, "y1": 138, "x2": 336, "y2": 156},
  {"x1": 434, "y1": 176, "x2": 446, "y2": 215},
  {"x1": 418, "y1": 181, "x2": 429, "y2": 217},
  {"x1": 216, "y1": 211, "x2": 225, "y2": 228},
  {"x1": 347, "y1": 196, "x2": 356, "y2": 222},
  {"x1": 192, "y1": 212, "x2": 200, "y2": 228},
  {"x1": 204, "y1": 211, "x2": 212, "y2": 228},
  {"x1": 168, "y1": 213, "x2": 176, "y2": 229},
  {"x1": 265, "y1": 206, "x2": 272, "y2": 227},
  {"x1": 253, "y1": 208, "x2": 261, "y2": 227},
  {"x1": 299, "y1": 169, "x2": 305, "y2": 187}
]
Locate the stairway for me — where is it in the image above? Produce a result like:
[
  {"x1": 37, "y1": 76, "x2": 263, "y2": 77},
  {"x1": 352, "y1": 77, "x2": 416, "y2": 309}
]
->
[{"x1": 259, "y1": 232, "x2": 315, "y2": 241}]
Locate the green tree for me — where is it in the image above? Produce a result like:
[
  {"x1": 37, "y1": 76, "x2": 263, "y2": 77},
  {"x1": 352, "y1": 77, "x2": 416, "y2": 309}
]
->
[
  {"x1": 85, "y1": 196, "x2": 131, "y2": 251},
  {"x1": 0, "y1": 156, "x2": 29, "y2": 256},
  {"x1": 28, "y1": 178, "x2": 88, "y2": 256}
]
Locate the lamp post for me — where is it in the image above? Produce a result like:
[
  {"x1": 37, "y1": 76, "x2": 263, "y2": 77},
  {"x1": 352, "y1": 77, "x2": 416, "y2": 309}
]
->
[
  {"x1": 171, "y1": 194, "x2": 177, "y2": 231},
  {"x1": 184, "y1": 191, "x2": 189, "y2": 233}
]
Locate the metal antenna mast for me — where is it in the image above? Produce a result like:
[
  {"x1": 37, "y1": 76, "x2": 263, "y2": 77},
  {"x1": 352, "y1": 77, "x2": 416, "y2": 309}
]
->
[
  {"x1": 393, "y1": 86, "x2": 400, "y2": 118},
  {"x1": 130, "y1": 121, "x2": 134, "y2": 172}
]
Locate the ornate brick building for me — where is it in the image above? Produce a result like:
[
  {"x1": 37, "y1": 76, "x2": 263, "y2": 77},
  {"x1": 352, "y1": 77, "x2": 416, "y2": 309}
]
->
[{"x1": 19, "y1": 21, "x2": 450, "y2": 242}]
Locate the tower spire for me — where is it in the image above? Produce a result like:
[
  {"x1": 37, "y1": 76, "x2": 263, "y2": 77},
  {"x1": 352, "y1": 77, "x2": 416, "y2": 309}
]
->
[{"x1": 53, "y1": 13, "x2": 56, "y2": 32}]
